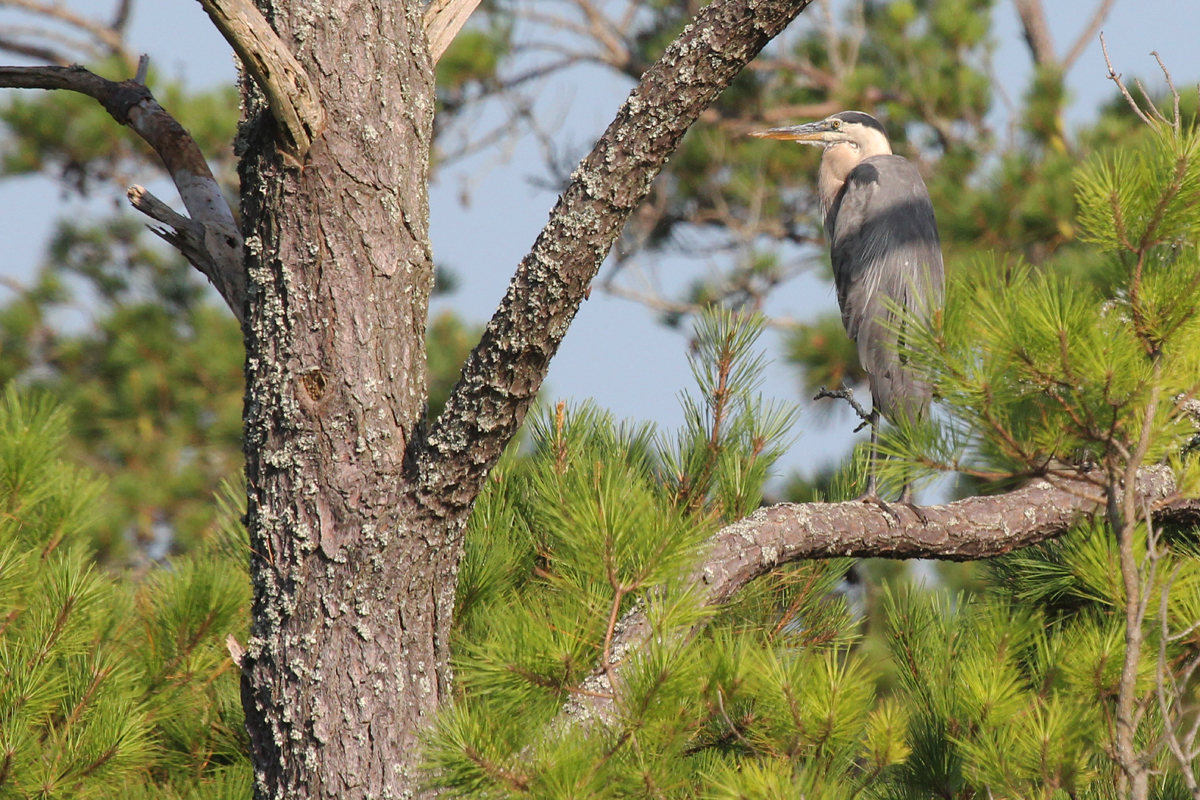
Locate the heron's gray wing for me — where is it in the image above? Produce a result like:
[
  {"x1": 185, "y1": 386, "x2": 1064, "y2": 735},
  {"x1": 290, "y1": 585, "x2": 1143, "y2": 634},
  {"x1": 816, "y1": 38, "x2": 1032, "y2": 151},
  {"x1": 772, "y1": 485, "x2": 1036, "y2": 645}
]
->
[{"x1": 827, "y1": 155, "x2": 944, "y2": 419}]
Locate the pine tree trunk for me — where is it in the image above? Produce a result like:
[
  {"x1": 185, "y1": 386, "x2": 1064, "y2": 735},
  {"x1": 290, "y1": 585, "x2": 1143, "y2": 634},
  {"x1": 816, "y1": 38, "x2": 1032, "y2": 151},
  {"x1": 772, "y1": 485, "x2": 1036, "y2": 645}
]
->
[{"x1": 235, "y1": 0, "x2": 447, "y2": 796}]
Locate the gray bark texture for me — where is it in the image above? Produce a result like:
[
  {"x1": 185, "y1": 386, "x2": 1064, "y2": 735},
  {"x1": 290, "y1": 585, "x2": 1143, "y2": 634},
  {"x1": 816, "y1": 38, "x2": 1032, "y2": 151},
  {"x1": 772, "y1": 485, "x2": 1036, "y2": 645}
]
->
[
  {"x1": 561, "y1": 468, "x2": 1200, "y2": 727},
  {"x1": 3, "y1": 0, "x2": 1173, "y2": 798},
  {"x1": 232, "y1": 0, "x2": 816, "y2": 796}
]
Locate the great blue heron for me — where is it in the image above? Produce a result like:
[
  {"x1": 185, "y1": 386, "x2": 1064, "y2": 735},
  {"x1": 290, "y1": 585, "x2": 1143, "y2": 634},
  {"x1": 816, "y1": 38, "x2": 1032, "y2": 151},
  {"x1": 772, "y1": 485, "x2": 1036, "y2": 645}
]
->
[{"x1": 752, "y1": 110, "x2": 944, "y2": 506}]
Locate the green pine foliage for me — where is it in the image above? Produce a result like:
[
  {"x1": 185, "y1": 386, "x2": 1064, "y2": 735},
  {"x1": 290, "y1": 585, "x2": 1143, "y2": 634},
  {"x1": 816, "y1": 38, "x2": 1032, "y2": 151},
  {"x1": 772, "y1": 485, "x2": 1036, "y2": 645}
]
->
[
  {"x1": 882, "y1": 111, "x2": 1200, "y2": 491},
  {"x1": 425, "y1": 107, "x2": 1200, "y2": 797},
  {"x1": 424, "y1": 312, "x2": 907, "y2": 798},
  {"x1": 0, "y1": 388, "x2": 252, "y2": 799}
]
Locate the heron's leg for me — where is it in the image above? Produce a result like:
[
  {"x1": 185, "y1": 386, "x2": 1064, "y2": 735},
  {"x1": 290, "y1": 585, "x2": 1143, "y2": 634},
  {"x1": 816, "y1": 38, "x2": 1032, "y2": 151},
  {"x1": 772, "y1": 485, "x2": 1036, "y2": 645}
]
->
[
  {"x1": 863, "y1": 409, "x2": 880, "y2": 497},
  {"x1": 856, "y1": 410, "x2": 900, "y2": 524}
]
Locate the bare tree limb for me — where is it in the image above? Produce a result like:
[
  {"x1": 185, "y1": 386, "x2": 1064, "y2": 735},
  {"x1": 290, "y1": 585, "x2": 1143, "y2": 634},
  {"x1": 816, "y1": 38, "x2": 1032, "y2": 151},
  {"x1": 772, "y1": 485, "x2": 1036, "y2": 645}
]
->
[
  {"x1": 0, "y1": 23, "x2": 107, "y2": 61},
  {"x1": 196, "y1": 0, "x2": 324, "y2": 160},
  {"x1": 414, "y1": 0, "x2": 819, "y2": 514},
  {"x1": 111, "y1": 0, "x2": 132, "y2": 33},
  {"x1": 0, "y1": 64, "x2": 245, "y2": 322},
  {"x1": 1061, "y1": 0, "x2": 1116, "y2": 72},
  {"x1": 561, "y1": 466, "x2": 1199, "y2": 726},
  {"x1": 0, "y1": 0, "x2": 127, "y2": 62},
  {"x1": 0, "y1": 33, "x2": 70, "y2": 65},
  {"x1": 126, "y1": 185, "x2": 243, "y2": 318},
  {"x1": 425, "y1": 0, "x2": 483, "y2": 64},
  {"x1": 1012, "y1": 0, "x2": 1057, "y2": 67}
]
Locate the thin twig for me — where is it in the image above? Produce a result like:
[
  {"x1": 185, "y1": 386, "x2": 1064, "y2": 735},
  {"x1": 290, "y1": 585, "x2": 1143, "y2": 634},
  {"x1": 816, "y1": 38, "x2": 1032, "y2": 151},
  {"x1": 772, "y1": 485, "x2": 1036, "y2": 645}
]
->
[
  {"x1": 0, "y1": 34, "x2": 69, "y2": 64},
  {"x1": 0, "y1": 0, "x2": 128, "y2": 60},
  {"x1": 1151, "y1": 50, "x2": 1182, "y2": 137},
  {"x1": 814, "y1": 386, "x2": 871, "y2": 429},
  {"x1": 1157, "y1": 564, "x2": 1200, "y2": 796},
  {"x1": 1100, "y1": 33, "x2": 1155, "y2": 128}
]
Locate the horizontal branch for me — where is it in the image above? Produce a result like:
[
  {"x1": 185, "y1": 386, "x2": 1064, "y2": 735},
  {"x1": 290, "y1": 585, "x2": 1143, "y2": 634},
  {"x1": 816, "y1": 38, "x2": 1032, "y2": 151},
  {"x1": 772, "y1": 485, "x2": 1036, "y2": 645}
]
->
[
  {"x1": 0, "y1": 0, "x2": 128, "y2": 63},
  {"x1": 416, "y1": 0, "x2": 818, "y2": 516},
  {"x1": 197, "y1": 0, "x2": 324, "y2": 160},
  {"x1": 0, "y1": 64, "x2": 245, "y2": 322},
  {"x1": 561, "y1": 467, "x2": 1200, "y2": 726}
]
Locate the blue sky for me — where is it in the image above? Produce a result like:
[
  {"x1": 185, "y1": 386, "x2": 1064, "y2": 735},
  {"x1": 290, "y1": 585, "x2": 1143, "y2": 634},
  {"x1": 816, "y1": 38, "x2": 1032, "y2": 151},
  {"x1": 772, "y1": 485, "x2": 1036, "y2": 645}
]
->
[{"x1": 0, "y1": 0, "x2": 1197, "y2": 489}]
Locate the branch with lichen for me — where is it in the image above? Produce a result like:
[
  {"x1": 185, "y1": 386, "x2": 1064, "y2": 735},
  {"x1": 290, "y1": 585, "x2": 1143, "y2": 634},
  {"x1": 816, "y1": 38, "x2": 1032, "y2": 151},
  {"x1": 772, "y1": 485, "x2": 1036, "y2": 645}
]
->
[
  {"x1": 416, "y1": 0, "x2": 820, "y2": 514},
  {"x1": 560, "y1": 466, "x2": 1199, "y2": 727}
]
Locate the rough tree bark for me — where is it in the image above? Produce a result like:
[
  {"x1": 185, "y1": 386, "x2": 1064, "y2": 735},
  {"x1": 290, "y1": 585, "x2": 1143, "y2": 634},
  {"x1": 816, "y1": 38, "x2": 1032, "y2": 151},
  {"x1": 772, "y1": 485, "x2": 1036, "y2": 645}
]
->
[
  {"x1": 0, "y1": 0, "x2": 1189, "y2": 797},
  {"x1": 562, "y1": 467, "x2": 1200, "y2": 725},
  {"x1": 228, "y1": 0, "x2": 818, "y2": 795}
]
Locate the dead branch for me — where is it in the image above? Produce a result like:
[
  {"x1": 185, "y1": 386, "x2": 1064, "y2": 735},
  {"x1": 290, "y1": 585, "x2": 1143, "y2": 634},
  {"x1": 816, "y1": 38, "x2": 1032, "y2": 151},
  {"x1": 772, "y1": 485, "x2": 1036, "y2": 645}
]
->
[
  {"x1": 197, "y1": 0, "x2": 325, "y2": 160},
  {"x1": 425, "y1": 0, "x2": 483, "y2": 63},
  {"x1": 1100, "y1": 33, "x2": 1156, "y2": 128},
  {"x1": 0, "y1": 63, "x2": 245, "y2": 322},
  {"x1": 110, "y1": 0, "x2": 132, "y2": 33},
  {"x1": 0, "y1": 0, "x2": 130, "y2": 64},
  {"x1": 561, "y1": 466, "x2": 1199, "y2": 726},
  {"x1": 0, "y1": 33, "x2": 70, "y2": 65}
]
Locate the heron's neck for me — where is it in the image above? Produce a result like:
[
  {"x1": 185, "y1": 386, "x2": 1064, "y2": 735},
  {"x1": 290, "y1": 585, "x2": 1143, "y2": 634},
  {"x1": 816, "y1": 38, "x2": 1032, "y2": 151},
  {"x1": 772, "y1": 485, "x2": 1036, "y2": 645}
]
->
[{"x1": 818, "y1": 135, "x2": 893, "y2": 219}]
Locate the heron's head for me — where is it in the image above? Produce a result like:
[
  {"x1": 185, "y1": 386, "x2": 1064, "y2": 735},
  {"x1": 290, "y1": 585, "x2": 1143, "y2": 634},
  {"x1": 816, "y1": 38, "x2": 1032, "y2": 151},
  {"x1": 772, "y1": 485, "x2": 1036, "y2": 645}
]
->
[{"x1": 750, "y1": 111, "x2": 891, "y2": 156}]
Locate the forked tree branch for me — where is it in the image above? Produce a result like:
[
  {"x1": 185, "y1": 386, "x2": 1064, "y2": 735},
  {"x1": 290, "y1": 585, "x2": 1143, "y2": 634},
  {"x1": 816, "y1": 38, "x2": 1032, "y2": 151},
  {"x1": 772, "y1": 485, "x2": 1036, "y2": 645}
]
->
[
  {"x1": 561, "y1": 466, "x2": 1200, "y2": 726},
  {"x1": 1012, "y1": 0, "x2": 1116, "y2": 74},
  {"x1": 0, "y1": 63, "x2": 246, "y2": 322},
  {"x1": 197, "y1": 0, "x2": 324, "y2": 160},
  {"x1": 416, "y1": 0, "x2": 819, "y2": 514}
]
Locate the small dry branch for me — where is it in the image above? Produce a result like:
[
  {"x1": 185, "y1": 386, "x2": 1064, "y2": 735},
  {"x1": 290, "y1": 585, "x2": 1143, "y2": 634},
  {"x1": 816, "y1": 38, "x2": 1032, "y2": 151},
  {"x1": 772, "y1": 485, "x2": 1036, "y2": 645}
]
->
[
  {"x1": 197, "y1": 0, "x2": 325, "y2": 160},
  {"x1": 0, "y1": 62, "x2": 245, "y2": 322},
  {"x1": 425, "y1": 0, "x2": 483, "y2": 64}
]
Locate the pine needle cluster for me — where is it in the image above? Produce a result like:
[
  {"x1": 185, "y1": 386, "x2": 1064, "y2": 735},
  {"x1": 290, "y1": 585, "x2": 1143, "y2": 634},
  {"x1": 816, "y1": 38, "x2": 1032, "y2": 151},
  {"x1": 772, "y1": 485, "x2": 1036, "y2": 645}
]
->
[
  {"x1": 424, "y1": 313, "x2": 900, "y2": 798},
  {"x1": 0, "y1": 388, "x2": 251, "y2": 799}
]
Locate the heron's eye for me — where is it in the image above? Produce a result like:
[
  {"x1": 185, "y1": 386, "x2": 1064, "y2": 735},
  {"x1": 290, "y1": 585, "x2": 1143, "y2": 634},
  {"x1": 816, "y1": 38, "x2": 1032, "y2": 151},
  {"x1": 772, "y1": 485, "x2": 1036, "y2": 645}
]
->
[{"x1": 831, "y1": 119, "x2": 842, "y2": 129}]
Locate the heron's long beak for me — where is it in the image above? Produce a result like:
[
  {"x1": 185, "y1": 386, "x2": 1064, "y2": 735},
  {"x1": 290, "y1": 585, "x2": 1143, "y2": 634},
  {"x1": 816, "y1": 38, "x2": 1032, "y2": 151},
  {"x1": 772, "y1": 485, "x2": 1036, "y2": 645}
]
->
[{"x1": 748, "y1": 120, "x2": 829, "y2": 142}]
